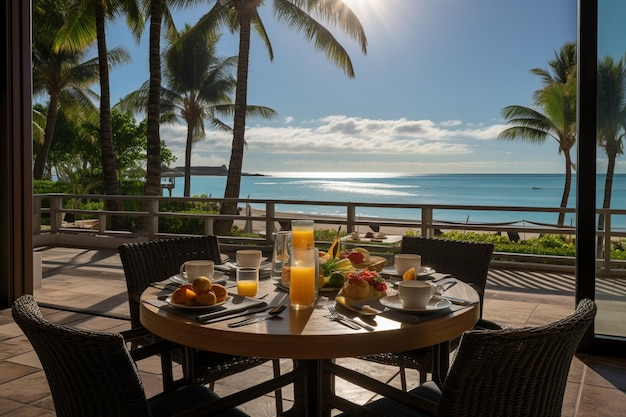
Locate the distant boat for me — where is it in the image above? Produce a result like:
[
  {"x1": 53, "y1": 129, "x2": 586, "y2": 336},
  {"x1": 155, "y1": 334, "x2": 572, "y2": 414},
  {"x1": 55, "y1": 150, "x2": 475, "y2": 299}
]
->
[{"x1": 532, "y1": 186, "x2": 541, "y2": 190}]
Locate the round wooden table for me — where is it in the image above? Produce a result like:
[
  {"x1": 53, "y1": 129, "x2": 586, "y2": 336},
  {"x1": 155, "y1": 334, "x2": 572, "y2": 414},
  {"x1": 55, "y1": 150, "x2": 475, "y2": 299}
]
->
[{"x1": 141, "y1": 277, "x2": 479, "y2": 416}]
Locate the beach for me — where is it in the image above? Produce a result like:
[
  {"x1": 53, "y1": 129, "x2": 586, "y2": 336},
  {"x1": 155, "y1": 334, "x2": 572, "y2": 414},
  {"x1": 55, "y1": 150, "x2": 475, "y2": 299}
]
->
[
  {"x1": 171, "y1": 173, "x2": 626, "y2": 230},
  {"x1": 236, "y1": 207, "x2": 545, "y2": 241}
]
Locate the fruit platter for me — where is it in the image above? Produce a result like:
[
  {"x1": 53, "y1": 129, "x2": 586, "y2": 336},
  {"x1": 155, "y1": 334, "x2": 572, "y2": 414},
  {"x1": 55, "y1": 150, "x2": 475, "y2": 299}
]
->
[{"x1": 318, "y1": 247, "x2": 383, "y2": 290}]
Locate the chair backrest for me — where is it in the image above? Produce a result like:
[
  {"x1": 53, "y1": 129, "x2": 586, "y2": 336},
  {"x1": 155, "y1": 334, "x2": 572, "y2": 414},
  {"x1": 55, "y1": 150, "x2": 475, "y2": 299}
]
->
[
  {"x1": 439, "y1": 298, "x2": 597, "y2": 417},
  {"x1": 400, "y1": 236, "x2": 494, "y2": 316},
  {"x1": 118, "y1": 235, "x2": 222, "y2": 328},
  {"x1": 12, "y1": 295, "x2": 152, "y2": 417}
]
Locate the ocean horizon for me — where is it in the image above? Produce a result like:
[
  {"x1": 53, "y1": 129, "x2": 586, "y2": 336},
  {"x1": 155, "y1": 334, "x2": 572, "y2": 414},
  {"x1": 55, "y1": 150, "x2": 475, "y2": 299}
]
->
[{"x1": 166, "y1": 173, "x2": 626, "y2": 230}]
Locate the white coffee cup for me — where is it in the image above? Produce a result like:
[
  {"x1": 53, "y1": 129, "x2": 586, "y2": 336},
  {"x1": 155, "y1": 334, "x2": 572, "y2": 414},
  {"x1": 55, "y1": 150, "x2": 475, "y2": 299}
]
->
[
  {"x1": 236, "y1": 249, "x2": 262, "y2": 268},
  {"x1": 397, "y1": 280, "x2": 436, "y2": 309},
  {"x1": 394, "y1": 254, "x2": 422, "y2": 275},
  {"x1": 180, "y1": 260, "x2": 214, "y2": 282}
]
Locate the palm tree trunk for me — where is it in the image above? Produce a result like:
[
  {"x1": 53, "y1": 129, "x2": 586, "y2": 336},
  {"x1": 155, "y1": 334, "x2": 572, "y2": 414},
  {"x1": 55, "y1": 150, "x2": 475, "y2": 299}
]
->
[
  {"x1": 184, "y1": 121, "x2": 195, "y2": 197},
  {"x1": 33, "y1": 93, "x2": 60, "y2": 180},
  {"x1": 557, "y1": 149, "x2": 573, "y2": 227},
  {"x1": 145, "y1": 0, "x2": 163, "y2": 198},
  {"x1": 95, "y1": 0, "x2": 126, "y2": 230},
  {"x1": 215, "y1": 11, "x2": 253, "y2": 236},
  {"x1": 138, "y1": 0, "x2": 164, "y2": 233}
]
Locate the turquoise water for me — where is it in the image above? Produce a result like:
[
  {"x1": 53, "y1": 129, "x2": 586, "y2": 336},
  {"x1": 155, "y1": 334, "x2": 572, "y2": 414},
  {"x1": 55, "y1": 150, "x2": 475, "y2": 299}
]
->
[{"x1": 167, "y1": 173, "x2": 626, "y2": 229}]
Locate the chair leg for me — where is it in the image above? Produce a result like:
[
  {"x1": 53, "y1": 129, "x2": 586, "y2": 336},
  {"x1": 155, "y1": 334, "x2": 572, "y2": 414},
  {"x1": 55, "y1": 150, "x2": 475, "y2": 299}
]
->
[
  {"x1": 419, "y1": 370, "x2": 427, "y2": 384},
  {"x1": 399, "y1": 365, "x2": 407, "y2": 391},
  {"x1": 272, "y1": 359, "x2": 283, "y2": 414},
  {"x1": 160, "y1": 349, "x2": 175, "y2": 391}
]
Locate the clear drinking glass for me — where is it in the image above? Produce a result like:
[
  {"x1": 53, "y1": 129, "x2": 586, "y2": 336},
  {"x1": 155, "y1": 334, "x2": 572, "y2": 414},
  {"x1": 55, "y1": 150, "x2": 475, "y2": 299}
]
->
[{"x1": 272, "y1": 231, "x2": 292, "y2": 287}]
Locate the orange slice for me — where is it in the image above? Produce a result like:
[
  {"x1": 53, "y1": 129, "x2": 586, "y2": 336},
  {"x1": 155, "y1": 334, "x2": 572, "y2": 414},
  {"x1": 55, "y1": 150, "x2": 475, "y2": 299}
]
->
[{"x1": 402, "y1": 267, "x2": 417, "y2": 281}]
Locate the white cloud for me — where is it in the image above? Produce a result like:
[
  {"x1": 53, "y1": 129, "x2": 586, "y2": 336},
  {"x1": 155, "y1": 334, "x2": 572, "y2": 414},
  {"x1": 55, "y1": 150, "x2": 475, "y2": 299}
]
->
[{"x1": 158, "y1": 114, "x2": 565, "y2": 173}]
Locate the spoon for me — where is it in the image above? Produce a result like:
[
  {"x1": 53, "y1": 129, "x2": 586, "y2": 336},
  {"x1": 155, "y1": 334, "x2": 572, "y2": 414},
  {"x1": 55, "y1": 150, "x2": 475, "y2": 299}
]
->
[{"x1": 228, "y1": 305, "x2": 286, "y2": 327}]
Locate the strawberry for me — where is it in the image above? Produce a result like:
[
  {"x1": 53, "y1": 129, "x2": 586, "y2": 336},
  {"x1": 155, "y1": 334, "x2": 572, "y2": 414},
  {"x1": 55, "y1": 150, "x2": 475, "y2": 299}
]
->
[{"x1": 346, "y1": 251, "x2": 365, "y2": 265}]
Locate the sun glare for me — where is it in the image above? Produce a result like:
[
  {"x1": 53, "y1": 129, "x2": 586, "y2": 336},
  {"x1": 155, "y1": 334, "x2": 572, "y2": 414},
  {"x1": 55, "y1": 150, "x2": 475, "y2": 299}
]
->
[{"x1": 339, "y1": 0, "x2": 392, "y2": 34}]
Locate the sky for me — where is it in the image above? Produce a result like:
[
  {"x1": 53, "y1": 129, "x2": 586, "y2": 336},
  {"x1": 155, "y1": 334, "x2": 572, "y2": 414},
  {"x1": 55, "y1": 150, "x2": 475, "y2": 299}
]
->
[{"x1": 102, "y1": 0, "x2": 626, "y2": 176}]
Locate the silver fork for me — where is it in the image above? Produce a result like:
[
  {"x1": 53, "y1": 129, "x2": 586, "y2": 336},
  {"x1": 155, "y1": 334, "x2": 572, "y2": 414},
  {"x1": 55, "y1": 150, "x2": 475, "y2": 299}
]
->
[{"x1": 328, "y1": 305, "x2": 374, "y2": 330}]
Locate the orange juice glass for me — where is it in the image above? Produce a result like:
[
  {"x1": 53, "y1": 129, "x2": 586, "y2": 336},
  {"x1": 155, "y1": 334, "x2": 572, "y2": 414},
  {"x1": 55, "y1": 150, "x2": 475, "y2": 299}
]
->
[
  {"x1": 289, "y1": 248, "x2": 316, "y2": 309},
  {"x1": 291, "y1": 219, "x2": 314, "y2": 249},
  {"x1": 236, "y1": 267, "x2": 258, "y2": 297}
]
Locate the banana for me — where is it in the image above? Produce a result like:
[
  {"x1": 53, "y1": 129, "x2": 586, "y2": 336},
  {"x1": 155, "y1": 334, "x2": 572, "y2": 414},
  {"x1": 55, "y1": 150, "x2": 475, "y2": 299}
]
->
[{"x1": 335, "y1": 259, "x2": 355, "y2": 270}]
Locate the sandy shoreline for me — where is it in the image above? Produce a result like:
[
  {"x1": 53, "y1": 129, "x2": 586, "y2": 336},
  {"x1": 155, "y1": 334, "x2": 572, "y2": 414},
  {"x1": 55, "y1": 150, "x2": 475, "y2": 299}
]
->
[{"x1": 235, "y1": 207, "x2": 544, "y2": 240}]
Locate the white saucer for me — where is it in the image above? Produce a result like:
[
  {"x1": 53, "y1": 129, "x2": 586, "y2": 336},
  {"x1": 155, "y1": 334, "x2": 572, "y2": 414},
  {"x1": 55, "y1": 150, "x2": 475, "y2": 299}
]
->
[
  {"x1": 379, "y1": 294, "x2": 452, "y2": 314},
  {"x1": 166, "y1": 295, "x2": 232, "y2": 310},
  {"x1": 382, "y1": 266, "x2": 436, "y2": 278},
  {"x1": 170, "y1": 273, "x2": 227, "y2": 286}
]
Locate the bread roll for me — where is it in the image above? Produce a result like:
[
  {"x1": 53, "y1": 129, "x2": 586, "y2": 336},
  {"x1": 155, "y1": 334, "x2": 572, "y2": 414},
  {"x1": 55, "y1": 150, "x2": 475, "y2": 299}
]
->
[
  {"x1": 210, "y1": 284, "x2": 228, "y2": 303},
  {"x1": 196, "y1": 291, "x2": 217, "y2": 306},
  {"x1": 192, "y1": 276, "x2": 212, "y2": 294}
]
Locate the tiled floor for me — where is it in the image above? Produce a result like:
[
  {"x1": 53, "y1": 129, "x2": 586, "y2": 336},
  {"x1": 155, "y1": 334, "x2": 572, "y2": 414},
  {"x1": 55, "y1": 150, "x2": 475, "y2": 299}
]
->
[{"x1": 0, "y1": 246, "x2": 625, "y2": 416}]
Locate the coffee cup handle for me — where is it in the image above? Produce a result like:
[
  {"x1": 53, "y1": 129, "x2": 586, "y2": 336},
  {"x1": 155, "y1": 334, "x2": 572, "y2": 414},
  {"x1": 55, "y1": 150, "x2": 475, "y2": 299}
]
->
[
  {"x1": 180, "y1": 262, "x2": 187, "y2": 277},
  {"x1": 429, "y1": 284, "x2": 436, "y2": 298}
]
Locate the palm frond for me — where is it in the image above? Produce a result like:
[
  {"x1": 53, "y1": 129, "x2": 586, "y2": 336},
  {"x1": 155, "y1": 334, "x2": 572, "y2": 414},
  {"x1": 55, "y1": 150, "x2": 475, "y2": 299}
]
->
[{"x1": 273, "y1": 0, "x2": 356, "y2": 77}]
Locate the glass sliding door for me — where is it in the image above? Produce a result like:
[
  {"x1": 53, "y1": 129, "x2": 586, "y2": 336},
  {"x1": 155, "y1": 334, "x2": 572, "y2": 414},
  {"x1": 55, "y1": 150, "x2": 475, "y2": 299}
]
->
[{"x1": 594, "y1": 0, "x2": 626, "y2": 343}]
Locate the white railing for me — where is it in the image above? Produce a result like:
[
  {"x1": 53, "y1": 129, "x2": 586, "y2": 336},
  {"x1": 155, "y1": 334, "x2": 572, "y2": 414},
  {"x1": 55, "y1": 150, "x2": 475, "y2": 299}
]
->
[{"x1": 32, "y1": 193, "x2": 626, "y2": 276}]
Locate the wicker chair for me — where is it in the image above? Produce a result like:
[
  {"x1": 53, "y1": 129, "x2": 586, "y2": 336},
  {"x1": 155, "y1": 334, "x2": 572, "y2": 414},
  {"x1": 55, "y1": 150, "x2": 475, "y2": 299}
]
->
[
  {"x1": 351, "y1": 298, "x2": 597, "y2": 417},
  {"x1": 12, "y1": 294, "x2": 248, "y2": 417},
  {"x1": 359, "y1": 236, "x2": 501, "y2": 389},
  {"x1": 118, "y1": 236, "x2": 283, "y2": 412}
]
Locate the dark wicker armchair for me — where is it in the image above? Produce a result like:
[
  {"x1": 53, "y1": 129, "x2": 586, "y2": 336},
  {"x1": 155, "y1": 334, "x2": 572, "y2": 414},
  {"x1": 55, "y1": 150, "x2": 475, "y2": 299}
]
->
[
  {"x1": 12, "y1": 294, "x2": 248, "y2": 417},
  {"x1": 118, "y1": 236, "x2": 283, "y2": 412},
  {"x1": 359, "y1": 236, "x2": 501, "y2": 389},
  {"x1": 352, "y1": 298, "x2": 597, "y2": 417}
]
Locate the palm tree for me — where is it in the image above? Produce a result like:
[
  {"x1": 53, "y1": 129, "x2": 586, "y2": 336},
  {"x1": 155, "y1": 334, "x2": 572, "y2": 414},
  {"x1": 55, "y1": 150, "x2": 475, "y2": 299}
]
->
[
  {"x1": 499, "y1": 43, "x2": 577, "y2": 227},
  {"x1": 57, "y1": 0, "x2": 140, "y2": 228},
  {"x1": 187, "y1": 0, "x2": 368, "y2": 235},
  {"x1": 530, "y1": 42, "x2": 577, "y2": 86},
  {"x1": 32, "y1": 0, "x2": 101, "y2": 179},
  {"x1": 596, "y1": 54, "x2": 626, "y2": 254},
  {"x1": 116, "y1": 27, "x2": 277, "y2": 197}
]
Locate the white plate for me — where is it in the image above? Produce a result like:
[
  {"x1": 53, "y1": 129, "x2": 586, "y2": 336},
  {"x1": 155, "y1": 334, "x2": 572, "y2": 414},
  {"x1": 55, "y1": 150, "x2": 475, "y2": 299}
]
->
[
  {"x1": 170, "y1": 273, "x2": 227, "y2": 286},
  {"x1": 382, "y1": 266, "x2": 436, "y2": 278},
  {"x1": 379, "y1": 294, "x2": 452, "y2": 314},
  {"x1": 166, "y1": 295, "x2": 232, "y2": 310}
]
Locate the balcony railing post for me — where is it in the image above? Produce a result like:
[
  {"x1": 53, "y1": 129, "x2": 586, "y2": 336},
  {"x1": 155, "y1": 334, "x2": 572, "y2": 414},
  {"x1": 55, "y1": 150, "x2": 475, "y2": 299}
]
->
[
  {"x1": 50, "y1": 195, "x2": 62, "y2": 233},
  {"x1": 347, "y1": 205, "x2": 356, "y2": 232},
  {"x1": 32, "y1": 196, "x2": 42, "y2": 235},
  {"x1": 204, "y1": 218, "x2": 214, "y2": 236},
  {"x1": 148, "y1": 199, "x2": 159, "y2": 239},
  {"x1": 422, "y1": 207, "x2": 433, "y2": 238},
  {"x1": 266, "y1": 203, "x2": 276, "y2": 246},
  {"x1": 604, "y1": 212, "x2": 612, "y2": 273}
]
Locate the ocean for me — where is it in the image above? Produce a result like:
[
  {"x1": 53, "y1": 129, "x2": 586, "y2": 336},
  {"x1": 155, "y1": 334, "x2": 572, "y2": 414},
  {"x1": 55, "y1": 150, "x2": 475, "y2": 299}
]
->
[{"x1": 166, "y1": 173, "x2": 626, "y2": 229}]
